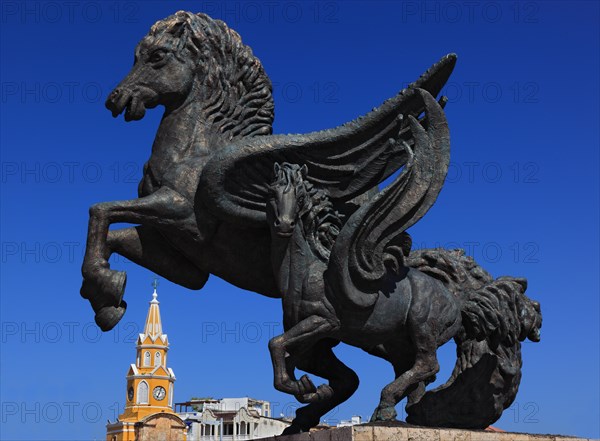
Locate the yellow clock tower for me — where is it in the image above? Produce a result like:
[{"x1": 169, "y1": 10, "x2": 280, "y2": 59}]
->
[{"x1": 106, "y1": 284, "x2": 187, "y2": 441}]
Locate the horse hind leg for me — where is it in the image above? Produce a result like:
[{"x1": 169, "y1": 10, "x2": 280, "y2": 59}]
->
[
  {"x1": 107, "y1": 225, "x2": 209, "y2": 290},
  {"x1": 386, "y1": 346, "x2": 429, "y2": 406},
  {"x1": 283, "y1": 341, "x2": 359, "y2": 435},
  {"x1": 371, "y1": 323, "x2": 440, "y2": 422}
]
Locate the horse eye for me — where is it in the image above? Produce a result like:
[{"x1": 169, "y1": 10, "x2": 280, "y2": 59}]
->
[{"x1": 148, "y1": 50, "x2": 166, "y2": 63}]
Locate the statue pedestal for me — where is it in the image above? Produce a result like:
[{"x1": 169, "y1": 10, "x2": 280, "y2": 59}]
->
[{"x1": 263, "y1": 424, "x2": 592, "y2": 441}]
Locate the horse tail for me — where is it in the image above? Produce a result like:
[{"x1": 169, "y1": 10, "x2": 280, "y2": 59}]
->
[{"x1": 405, "y1": 248, "x2": 541, "y2": 429}]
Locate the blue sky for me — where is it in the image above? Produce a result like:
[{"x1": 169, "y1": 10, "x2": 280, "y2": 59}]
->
[{"x1": 1, "y1": 1, "x2": 599, "y2": 439}]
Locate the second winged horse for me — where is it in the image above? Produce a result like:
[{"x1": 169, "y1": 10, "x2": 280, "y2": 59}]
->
[
  {"x1": 264, "y1": 94, "x2": 541, "y2": 432},
  {"x1": 263, "y1": 91, "x2": 461, "y2": 426},
  {"x1": 265, "y1": 154, "x2": 541, "y2": 432},
  {"x1": 81, "y1": 11, "x2": 541, "y2": 432}
]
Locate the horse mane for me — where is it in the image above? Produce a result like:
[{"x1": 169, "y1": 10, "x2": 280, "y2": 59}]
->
[
  {"x1": 146, "y1": 11, "x2": 274, "y2": 139},
  {"x1": 407, "y1": 248, "x2": 537, "y2": 344},
  {"x1": 302, "y1": 180, "x2": 344, "y2": 258},
  {"x1": 406, "y1": 248, "x2": 494, "y2": 294}
]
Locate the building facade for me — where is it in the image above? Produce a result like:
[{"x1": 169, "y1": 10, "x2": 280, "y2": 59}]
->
[
  {"x1": 175, "y1": 398, "x2": 289, "y2": 441},
  {"x1": 106, "y1": 287, "x2": 187, "y2": 441}
]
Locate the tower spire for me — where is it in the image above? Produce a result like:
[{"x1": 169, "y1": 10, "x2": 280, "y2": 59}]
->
[{"x1": 144, "y1": 279, "x2": 163, "y2": 338}]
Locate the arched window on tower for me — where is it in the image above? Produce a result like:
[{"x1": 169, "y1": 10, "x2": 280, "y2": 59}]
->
[
  {"x1": 143, "y1": 351, "x2": 151, "y2": 367},
  {"x1": 137, "y1": 381, "x2": 149, "y2": 404},
  {"x1": 154, "y1": 351, "x2": 161, "y2": 366}
]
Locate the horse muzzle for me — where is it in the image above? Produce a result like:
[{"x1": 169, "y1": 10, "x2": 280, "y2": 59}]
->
[
  {"x1": 105, "y1": 86, "x2": 157, "y2": 121},
  {"x1": 274, "y1": 218, "x2": 295, "y2": 237}
]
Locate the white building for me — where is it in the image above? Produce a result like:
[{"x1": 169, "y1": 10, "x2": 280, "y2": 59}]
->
[
  {"x1": 337, "y1": 416, "x2": 362, "y2": 427},
  {"x1": 176, "y1": 398, "x2": 290, "y2": 441}
]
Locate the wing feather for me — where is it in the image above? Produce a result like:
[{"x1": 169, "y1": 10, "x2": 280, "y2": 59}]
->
[
  {"x1": 325, "y1": 89, "x2": 451, "y2": 308},
  {"x1": 199, "y1": 54, "x2": 456, "y2": 227}
]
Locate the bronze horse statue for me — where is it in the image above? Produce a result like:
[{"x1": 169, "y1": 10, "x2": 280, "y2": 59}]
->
[
  {"x1": 81, "y1": 11, "x2": 541, "y2": 432},
  {"x1": 265, "y1": 155, "x2": 541, "y2": 430},
  {"x1": 81, "y1": 11, "x2": 455, "y2": 330}
]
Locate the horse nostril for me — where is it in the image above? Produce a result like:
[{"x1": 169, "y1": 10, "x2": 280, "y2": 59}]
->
[
  {"x1": 111, "y1": 89, "x2": 121, "y2": 98},
  {"x1": 274, "y1": 220, "x2": 281, "y2": 227},
  {"x1": 289, "y1": 221, "x2": 295, "y2": 227}
]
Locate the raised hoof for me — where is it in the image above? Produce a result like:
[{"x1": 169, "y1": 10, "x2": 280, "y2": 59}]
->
[
  {"x1": 297, "y1": 384, "x2": 335, "y2": 403},
  {"x1": 98, "y1": 269, "x2": 127, "y2": 305},
  {"x1": 81, "y1": 269, "x2": 127, "y2": 311},
  {"x1": 370, "y1": 405, "x2": 398, "y2": 422},
  {"x1": 95, "y1": 301, "x2": 127, "y2": 331},
  {"x1": 297, "y1": 374, "x2": 317, "y2": 395}
]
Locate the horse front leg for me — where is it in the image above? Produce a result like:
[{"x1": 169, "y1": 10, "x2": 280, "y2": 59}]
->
[
  {"x1": 268, "y1": 315, "x2": 339, "y2": 397},
  {"x1": 282, "y1": 341, "x2": 359, "y2": 435},
  {"x1": 81, "y1": 187, "x2": 194, "y2": 331},
  {"x1": 107, "y1": 225, "x2": 209, "y2": 291}
]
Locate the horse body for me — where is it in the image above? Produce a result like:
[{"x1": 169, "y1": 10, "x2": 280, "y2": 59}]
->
[
  {"x1": 335, "y1": 268, "x2": 461, "y2": 351},
  {"x1": 89, "y1": 79, "x2": 280, "y2": 306},
  {"x1": 80, "y1": 11, "x2": 458, "y2": 332},
  {"x1": 82, "y1": 12, "x2": 281, "y2": 330},
  {"x1": 266, "y1": 163, "x2": 464, "y2": 430}
]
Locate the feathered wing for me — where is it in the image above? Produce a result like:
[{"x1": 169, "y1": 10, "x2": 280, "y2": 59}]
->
[
  {"x1": 198, "y1": 54, "x2": 456, "y2": 228},
  {"x1": 325, "y1": 89, "x2": 450, "y2": 308}
]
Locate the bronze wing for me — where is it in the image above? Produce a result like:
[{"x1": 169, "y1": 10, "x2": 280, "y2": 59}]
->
[
  {"x1": 325, "y1": 89, "x2": 451, "y2": 308},
  {"x1": 198, "y1": 54, "x2": 456, "y2": 228}
]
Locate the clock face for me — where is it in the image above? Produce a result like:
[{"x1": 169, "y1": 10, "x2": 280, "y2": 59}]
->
[
  {"x1": 153, "y1": 386, "x2": 166, "y2": 401},
  {"x1": 127, "y1": 387, "x2": 134, "y2": 401}
]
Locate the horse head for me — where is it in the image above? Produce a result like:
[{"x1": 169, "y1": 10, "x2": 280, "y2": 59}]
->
[
  {"x1": 267, "y1": 163, "x2": 311, "y2": 238},
  {"x1": 105, "y1": 11, "x2": 274, "y2": 139}
]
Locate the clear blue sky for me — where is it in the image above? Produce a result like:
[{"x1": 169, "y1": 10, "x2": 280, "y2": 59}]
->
[{"x1": 1, "y1": 1, "x2": 598, "y2": 439}]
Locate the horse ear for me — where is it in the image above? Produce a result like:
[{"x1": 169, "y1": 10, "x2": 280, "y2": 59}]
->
[
  {"x1": 273, "y1": 162, "x2": 281, "y2": 176},
  {"x1": 169, "y1": 20, "x2": 187, "y2": 38},
  {"x1": 300, "y1": 164, "x2": 308, "y2": 178}
]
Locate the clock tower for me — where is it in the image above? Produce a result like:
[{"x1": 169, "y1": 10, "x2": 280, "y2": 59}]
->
[{"x1": 106, "y1": 283, "x2": 187, "y2": 440}]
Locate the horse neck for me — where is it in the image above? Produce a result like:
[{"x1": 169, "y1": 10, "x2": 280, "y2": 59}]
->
[
  {"x1": 148, "y1": 79, "x2": 264, "y2": 177},
  {"x1": 270, "y1": 218, "x2": 315, "y2": 296},
  {"x1": 149, "y1": 85, "x2": 219, "y2": 168}
]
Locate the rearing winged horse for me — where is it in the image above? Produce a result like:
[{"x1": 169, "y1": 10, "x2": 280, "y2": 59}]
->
[
  {"x1": 81, "y1": 11, "x2": 456, "y2": 329},
  {"x1": 264, "y1": 154, "x2": 542, "y2": 432}
]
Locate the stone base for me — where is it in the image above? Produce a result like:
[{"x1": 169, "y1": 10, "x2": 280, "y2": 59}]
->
[{"x1": 263, "y1": 423, "x2": 594, "y2": 441}]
